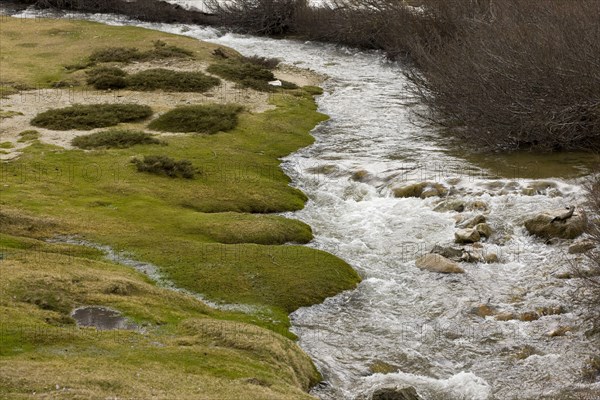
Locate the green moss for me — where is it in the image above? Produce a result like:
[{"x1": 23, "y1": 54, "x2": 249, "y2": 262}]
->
[
  {"x1": 131, "y1": 155, "x2": 196, "y2": 179},
  {"x1": 148, "y1": 104, "x2": 242, "y2": 133},
  {"x1": 31, "y1": 104, "x2": 153, "y2": 130},
  {"x1": 72, "y1": 129, "x2": 162, "y2": 149},
  {"x1": 0, "y1": 142, "x2": 14, "y2": 149},
  {"x1": 0, "y1": 109, "x2": 23, "y2": 120}
]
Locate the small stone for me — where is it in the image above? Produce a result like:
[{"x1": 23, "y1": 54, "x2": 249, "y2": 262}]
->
[
  {"x1": 547, "y1": 326, "x2": 574, "y2": 337},
  {"x1": 495, "y1": 312, "x2": 516, "y2": 321}
]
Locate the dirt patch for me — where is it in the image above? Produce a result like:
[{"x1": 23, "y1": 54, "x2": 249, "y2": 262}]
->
[
  {"x1": 1, "y1": 58, "x2": 327, "y2": 160},
  {"x1": 274, "y1": 64, "x2": 326, "y2": 87}
]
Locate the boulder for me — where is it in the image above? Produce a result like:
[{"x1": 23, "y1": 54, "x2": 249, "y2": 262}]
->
[
  {"x1": 524, "y1": 209, "x2": 586, "y2": 240},
  {"x1": 393, "y1": 182, "x2": 447, "y2": 199},
  {"x1": 371, "y1": 386, "x2": 421, "y2": 400},
  {"x1": 455, "y1": 228, "x2": 481, "y2": 244},
  {"x1": 568, "y1": 240, "x2": 596, "y2": 254},
  {"x1": 458, "y1": 214, "x2": 486, "y2": 228},
  {"x1": 430, "y1": 244, "x2": 464, "y2": 262},
  {"x1": 475, "y1": 223, "x2": 493, "y2": 239},
  {"x1": 415, "y1": 254, "x2": 464, "y2": 274},
  {"x1": 433, "y1": 199, "x2": 466, "y2": 212}
]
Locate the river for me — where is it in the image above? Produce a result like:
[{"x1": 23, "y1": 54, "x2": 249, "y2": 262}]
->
[{"x1": 6, "y1": 5, "x2": 600, "y2": 399}]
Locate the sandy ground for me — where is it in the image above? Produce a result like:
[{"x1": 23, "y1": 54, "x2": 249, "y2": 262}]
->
[{"x1": 0, "y1": 60, "x2": 326, "y2": 160}]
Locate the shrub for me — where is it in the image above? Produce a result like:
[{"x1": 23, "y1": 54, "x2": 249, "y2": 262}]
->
[
  {"x1": 148, "y1": 104, "x2": 243, "y2": 134},
  {"x1": 86, "y1": 66, "x2": 128, "y2": 90},
  {"x1": 31, "y1": 104, "x2": 153, "y2": 130},
  {"x1": 89, "y1": 40, "x2": 194, "y2": 64},
  {"x1": 131, "y1": 155, "x2": 195, "y2": 179},
  {"x1": 207, "y1": 61, "x2": 276, "y2": 91},
  {"x1": 90, "y1": 47, "x2": 145, "y2": 63},
  {"x1": 241, "y1": 55, "x2": 281, "y2": 70},
  {"x1": 71, "y1": 129, "x2": 162, "y2": 149},
  {"x1": 126, "y1": 69, "x2": 220, "y2": 92}
]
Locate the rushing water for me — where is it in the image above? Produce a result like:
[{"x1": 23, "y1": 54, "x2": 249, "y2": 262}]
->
[{"x1": 6, "y1": 6, "x2": 600, "y2": 399}]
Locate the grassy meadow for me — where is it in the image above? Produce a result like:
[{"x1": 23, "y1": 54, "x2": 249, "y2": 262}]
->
[{"x1": 0, "y1": 17, "x2": 360, "y2": 398}]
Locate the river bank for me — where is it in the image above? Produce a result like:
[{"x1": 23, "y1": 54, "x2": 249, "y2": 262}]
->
[{"x1": 0, "y1": 15, "x2": 360, "y2": 399}]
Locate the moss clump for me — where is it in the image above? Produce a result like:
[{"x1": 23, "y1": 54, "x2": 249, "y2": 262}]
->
[
  {"x1": 72, "y1": 129, "x2": 162, "y2": 149},
  {"x1": 126, "y1": 69, "x2": 220, "y2": 92},
  {"x1": 86, "y1": 66, "x2": 128, "y2": 90},
  {"x1": 0, "y1": 142, "x2": 14, "y2": 149},
  {"x1": 207, "y1": 61, "x2": 275, "y2": 91},
  {"x1": 89, "y1": 40, "x2": 193, "y2": 63},
  {"x1": 149, "y1": 104, "x2": 242, "y2": 134},
  {"x1": 31, "y1": 104, "x2": 153, "y2": 130},
  {"x1": 131, "y1": 155, "x2": 195, "y2": 179}
]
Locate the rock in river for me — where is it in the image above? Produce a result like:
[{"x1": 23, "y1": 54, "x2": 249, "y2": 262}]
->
[
  {"x1": 524, "y1": 208, "x2": 586, "y2": 240},
  {"x1": 393, "y1": 182, "x2": 447, "y2": 199},
  {"x1": 371, "y1": 386, "x2": 421, "y2": 400},
  {"x1": 415, "y1": 254, "x2": 464, "y2": 274},
  {"x1": 455, "y1": 228, "x2": 481, "y2": 244}
]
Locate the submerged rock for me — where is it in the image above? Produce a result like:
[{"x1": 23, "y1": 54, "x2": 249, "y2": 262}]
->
[
  {"x1": 415, "y1": 254, "x2": 464, "y2": 274},
  {"x1": 393, "y1": 182, "x2": 447, "y2": 199},
  {"x1": 568, "y1": 239, "x2": 596, "y2": 254},
  {"x1": 524, "y1": 208, "x2": 586, "y2": 240},
  {"x1": 455, "y1": 228, "x2": 481, "y2": 244},
  {"x1": 371, "y1": 386, "x2": 421, "y2": 400}
]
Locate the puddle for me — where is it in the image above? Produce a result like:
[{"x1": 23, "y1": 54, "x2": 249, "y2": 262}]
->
[{"x1": 71, "y1": 306, "x2": 139, "y2": 331}]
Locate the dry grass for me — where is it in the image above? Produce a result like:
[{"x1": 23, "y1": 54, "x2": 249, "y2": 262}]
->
[{"x1": 0, "y1": 18, "x2": 222, "y2": 88}]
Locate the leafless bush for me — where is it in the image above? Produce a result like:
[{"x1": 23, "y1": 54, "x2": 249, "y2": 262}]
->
[
  {"x1": 569, "y1": 172, "x2": 600, "y2": 336},
  {"x1": 405, "y1": 0, "x2": 600, "y2": 151},
  {"x1": 207, "y1": 0, "x2": 308, "y2": 35},
  {"x1": 18, "y1": 0, "x2": 217, "y2": 24}
]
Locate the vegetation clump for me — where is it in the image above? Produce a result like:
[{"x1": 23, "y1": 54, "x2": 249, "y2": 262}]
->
[
  {"x1": 89, "y1": 40, "x2": 193, "y2": 63},
  {"x1": 31, "y1": 104, "x2": 153, "y2": 130},
  {"x1": 126, "y1": 69, "x2": 220, "y2": 92},
  {"x1": 131, "y1": 155, "x2": 195, "y2": 179},
  {"x1": 86, "y1": 66, "x2": 128, "y2": 90},
  {"x1": 207, "y1": 60, "x2": 275, "y2": 91},
  {"x1": 72, "y1": 129, "x2": 162, "y2": 149},
  {"x1": 86, "y1": 66, "x2": 220, "y2": 92},
  {"x1": 148, "y1": 104, "x2": 242, "y2": 134},
  {"x1": 241, "y1": 55, "x2": 281, "y2": 70},
  {"x1": 17, "y1": 130, "x2": 40, "y2": 142}
]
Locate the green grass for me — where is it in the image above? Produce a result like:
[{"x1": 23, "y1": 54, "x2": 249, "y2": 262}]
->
[
  {"x1": 126, "y1": 68, "x2": 220, "y2": 92},
  {"x1": 72, "y1": 129, "x2": 162, "y2": 149},
  {"x1": 207, "y1": 60, "x2": 276, "y2": 92},
  {"x1": 149, "y1": 104, "x2": 243, "y2": 133},
  {"x1": 31, "y1": 104, "x2": 153, "y2": 130},
  {"x1": 0, "y1": 231, "x2": 319, "y2": 399},
  {"x1": 17, "y1": 130, "x2": 41, "y2": 143},
  {"x1": 131, "y1": 155, "x2": 196, "y2": 179},
  {"x1": 0, "y1": 18, "x2": 361, "y2": 399}
]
